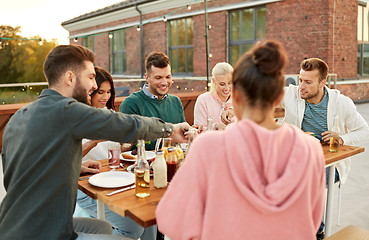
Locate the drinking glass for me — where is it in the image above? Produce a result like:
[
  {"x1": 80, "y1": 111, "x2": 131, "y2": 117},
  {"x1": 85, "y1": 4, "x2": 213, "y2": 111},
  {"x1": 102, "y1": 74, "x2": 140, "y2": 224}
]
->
[{"x1": 108, "y1": 141, "x2": 121, "y2": 168}]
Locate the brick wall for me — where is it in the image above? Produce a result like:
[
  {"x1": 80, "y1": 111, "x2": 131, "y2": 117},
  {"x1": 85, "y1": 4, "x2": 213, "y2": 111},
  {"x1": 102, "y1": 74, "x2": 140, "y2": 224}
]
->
[
  {"x1": 267, "y1": 0, "x2": 330, "y2": 74},
  {"x1": 267, "y1": 0, "x2": 357, "y2": 78},
  {"x1": 328, "y1": 0, "x2": 357, "y2": 79}
]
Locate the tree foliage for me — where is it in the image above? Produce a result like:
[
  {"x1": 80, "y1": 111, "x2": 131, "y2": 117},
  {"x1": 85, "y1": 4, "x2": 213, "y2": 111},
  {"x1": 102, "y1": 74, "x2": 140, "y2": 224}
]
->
[{"x1": 0, "y1": 25, "x2": 57, "y2": 83}]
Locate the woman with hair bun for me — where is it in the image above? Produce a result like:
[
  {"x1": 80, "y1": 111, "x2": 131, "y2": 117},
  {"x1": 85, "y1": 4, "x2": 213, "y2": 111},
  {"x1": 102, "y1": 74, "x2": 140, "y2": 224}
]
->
[{"x1": 156, "y1": 40, "x2": 325, "y2": 240}]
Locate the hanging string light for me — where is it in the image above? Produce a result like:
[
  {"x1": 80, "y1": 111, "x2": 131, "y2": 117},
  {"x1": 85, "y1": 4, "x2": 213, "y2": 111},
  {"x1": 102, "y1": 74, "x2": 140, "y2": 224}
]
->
[
  {"x1": 136, "y1": 25, "x2": 141, "y2": 31},
  {"x1": 108, "y1": 33, "x2": 113, "y2": 38},
  {"x1": 162, "y1": 16, "x2": 167, "y2": 22},
  {"x1": 74, "y1": 38, "x2": 78, "y2": 42},
  {"x1": 187, "y1": 5, "x2": 192, "y2": 10}
]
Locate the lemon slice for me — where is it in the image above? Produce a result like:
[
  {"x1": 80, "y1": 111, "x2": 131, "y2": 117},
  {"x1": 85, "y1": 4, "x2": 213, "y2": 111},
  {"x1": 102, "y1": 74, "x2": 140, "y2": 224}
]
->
[{"x1": 144, "y1": 170, "x2": 150, "y2": 183}]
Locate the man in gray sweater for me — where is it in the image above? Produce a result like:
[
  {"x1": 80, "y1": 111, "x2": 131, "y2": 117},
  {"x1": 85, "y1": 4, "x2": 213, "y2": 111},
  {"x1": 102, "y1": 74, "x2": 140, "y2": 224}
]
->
[{"x1": 0, "y1": 45, "x2": 188, "y2": 240}]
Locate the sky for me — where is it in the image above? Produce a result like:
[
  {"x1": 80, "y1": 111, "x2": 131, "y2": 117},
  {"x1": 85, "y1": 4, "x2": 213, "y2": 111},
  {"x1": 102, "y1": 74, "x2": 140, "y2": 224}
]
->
[{"x1": 0, "y1": 0, "x2": 124, "y2": 44}]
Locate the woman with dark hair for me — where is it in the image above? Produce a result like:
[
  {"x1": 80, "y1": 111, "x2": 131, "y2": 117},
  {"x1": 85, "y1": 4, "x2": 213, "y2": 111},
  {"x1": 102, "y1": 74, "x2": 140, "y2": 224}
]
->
[
  {"x1": 156, "y1": 40, "x2": 325, "y2": 239},
  {"x1": 81, "y1": 66, "x2": 116, "y2": 159},
  {"x1": 77, "y1": 67, "x2": 156, "y2": 240},
  {"x1": 90, "y1": 66, "x2": 116, "y2": 110}
]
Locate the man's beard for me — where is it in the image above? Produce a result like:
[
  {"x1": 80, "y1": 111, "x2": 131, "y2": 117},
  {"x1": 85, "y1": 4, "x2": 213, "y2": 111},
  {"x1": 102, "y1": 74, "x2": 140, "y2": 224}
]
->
[{"x1": 72, "y1": 77, "x2": 89, "y2": 105}]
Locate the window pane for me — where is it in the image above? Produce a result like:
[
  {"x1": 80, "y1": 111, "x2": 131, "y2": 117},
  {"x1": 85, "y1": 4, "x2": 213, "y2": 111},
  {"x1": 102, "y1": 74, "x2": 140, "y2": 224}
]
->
[
  {"x1": 230, "y1": 45, "x2": 239, "y2": 66},
  {"x1": 168, "y1": 17, "x2": 193, "y2": 74},
  {"x1": 188, "y1": 48, "x2": 193, "y2": 73},
  {"x1": 178, "y1": 19, "x2": 186, "y2": 45},
  {"x1": 242, "y1": 9, "x2": 254, "y2": 40},
  {"x1": 113, "y1": 53, "x2": 123, "y2": 73},
  {"x1": 84, "y1": 36, "x2": 94, "y2": 51},
  {"x1": 363, "y1": 44, "x2": 369, "y2": 75},
  {"x1": 187, "y1": 18, "x2": 193, "y2": 45},
  {"x1": 113, "y1": 30, "x2": 125, "y2": 51},
  {"x1": 123, "y1": 53, "x2": 127, "y2": 73},
  {"x1": 256, "y1": 7, "x2": 266, "y2": 39},
  {"x1": 170, "y1": 22, "x2": 176, "y2": 46},
  {"x1": 171, "y1": 49, "x2": 177, "y2": 74},
  {"x1": 230, "y1": 11, "x2": 239, "y2": 41},
  {"x1": 178, "y1": 48, "x2": 186, "y2": 73},
  {"x1": 358, "y1": 44, "x2": 362, "y2": 75},
  {"x1": 242, "y1": 44, "x2": 253, "y2": 55}
]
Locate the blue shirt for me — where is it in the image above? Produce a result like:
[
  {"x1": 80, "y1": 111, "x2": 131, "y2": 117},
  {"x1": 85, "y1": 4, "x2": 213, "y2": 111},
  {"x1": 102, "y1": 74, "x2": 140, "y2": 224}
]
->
[
  {"x1": 142, "y1": 84, "x2": 167, "y2": 99},
  {"x1": 301, "y1": 89, "x2": 329, "y2": 141}
]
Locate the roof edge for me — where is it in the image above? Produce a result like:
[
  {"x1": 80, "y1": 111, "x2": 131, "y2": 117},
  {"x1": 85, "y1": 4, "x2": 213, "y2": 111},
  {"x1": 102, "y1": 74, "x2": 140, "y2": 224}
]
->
[{"x1": 61, "y1": 0, "x2": 157, "y2": 26}]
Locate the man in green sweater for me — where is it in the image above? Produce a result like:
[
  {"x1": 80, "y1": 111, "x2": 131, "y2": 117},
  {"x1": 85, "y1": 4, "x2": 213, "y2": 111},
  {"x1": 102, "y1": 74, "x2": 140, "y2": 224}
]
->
[
  {"x1": 120, "y1": 52, "x2": 186, "y2": 150},
  {"x1": 0, "y1": 45, "x2": 189, "y2": 240}
]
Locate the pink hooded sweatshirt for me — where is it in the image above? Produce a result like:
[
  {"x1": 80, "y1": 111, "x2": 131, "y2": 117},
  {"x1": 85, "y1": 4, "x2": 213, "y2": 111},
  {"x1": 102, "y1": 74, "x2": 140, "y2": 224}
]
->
[{"x1": 156, "y1": 119, "x2": 325, "y2": 240}]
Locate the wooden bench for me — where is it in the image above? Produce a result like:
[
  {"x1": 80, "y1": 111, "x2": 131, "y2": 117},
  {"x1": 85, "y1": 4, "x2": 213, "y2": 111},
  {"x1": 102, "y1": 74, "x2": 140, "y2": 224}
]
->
[{"x1": 326, "y1": 225, "x2": 369, "y2": 240}]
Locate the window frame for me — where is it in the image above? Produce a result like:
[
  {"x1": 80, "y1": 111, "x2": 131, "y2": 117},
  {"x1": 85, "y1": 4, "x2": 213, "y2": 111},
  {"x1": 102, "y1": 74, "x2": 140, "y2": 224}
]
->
[
  {"x1": 83, "y1": 36, "x2": 95, "y2": 52},
  {"x1": 228, "y1": 6, "x2": 266, "y2": 66},
  {"x1": 110, "y1": 29, "x2": 127, "y2": 75},
  {"x1": 168, "y1": 17, "x2": 194, "y2": 76}
]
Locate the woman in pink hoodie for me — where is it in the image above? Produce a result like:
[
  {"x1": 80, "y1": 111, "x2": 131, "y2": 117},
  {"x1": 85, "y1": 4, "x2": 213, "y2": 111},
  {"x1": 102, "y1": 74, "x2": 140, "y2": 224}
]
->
[{"x1": 156, "y1": 40, "x2": 325, "y2": 240}]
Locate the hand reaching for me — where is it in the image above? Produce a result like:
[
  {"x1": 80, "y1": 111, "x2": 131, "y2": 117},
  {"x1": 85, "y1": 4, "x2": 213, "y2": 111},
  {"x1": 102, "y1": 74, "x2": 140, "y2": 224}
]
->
[{"x1": 80, "y1": 160, "x2": 101, "y2": 175}]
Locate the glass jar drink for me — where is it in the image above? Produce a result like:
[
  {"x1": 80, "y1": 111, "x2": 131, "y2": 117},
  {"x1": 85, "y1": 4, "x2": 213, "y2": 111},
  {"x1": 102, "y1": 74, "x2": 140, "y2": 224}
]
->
[
  {"x1": 166, "y1": 147, "x2": 178, "y2": 182},
  {"x1": 135, "y1": 140, "x2": 150, "y2": 198},
  {"x1": 329, "y1": 115, "x2": 340, "y2": 152},
  {"x1": 108, "y1": 141, "x2": 121, "y2": 168}
]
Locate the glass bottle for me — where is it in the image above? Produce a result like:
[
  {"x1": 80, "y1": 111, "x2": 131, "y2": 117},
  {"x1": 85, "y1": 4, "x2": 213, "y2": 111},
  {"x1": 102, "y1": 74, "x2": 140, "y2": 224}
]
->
[
  {"x1": 329, "y1": 114, "x2": 340, "y2": 152},
  {"x1": 166, "y1": 147, "x2": 178, "y2": 182},
  {"x1": 206, "y1": 116, "x2": 213, "y2": 131},
  {"x1": 152, "y1": 150, "x2": 167, "y2": 188},
  {"x1": 135, "y1": 139, "x2": 150, "y2": 198}
]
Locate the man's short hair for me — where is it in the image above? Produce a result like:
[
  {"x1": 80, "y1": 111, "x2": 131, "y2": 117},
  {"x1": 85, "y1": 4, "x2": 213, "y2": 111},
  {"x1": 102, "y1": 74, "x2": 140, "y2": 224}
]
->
[
  {"x1": 43, "y1": 45, "x2": 95, "y2": 86},
  {"x1": 145, "y1": 52, "x2": 170, "y2": 74},
  {"x1": 300, "y1": 58, "x2": 329, "y2": 81}
]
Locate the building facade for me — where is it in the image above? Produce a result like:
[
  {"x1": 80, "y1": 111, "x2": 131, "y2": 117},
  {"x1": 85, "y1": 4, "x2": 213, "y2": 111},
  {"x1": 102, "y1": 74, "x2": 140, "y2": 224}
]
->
[{"x1": 62, "y1": 0, "x2": 369, "y2": 101}]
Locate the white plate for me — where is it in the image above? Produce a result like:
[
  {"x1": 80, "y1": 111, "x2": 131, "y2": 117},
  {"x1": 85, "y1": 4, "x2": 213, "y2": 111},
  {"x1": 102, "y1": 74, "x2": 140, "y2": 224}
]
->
[
  {"x1": 88, "y1": 171, "x2": 135, "y2": 188},
  {"x1": 121, "y1": 151, "x2": 156, "y2": 162}
]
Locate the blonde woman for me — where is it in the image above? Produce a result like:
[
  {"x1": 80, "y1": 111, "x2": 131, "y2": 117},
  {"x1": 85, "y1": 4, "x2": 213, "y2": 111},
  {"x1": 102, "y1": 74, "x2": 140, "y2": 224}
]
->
[{"x1": 194, "y1": 62, "x2": 233, "y2": 130}]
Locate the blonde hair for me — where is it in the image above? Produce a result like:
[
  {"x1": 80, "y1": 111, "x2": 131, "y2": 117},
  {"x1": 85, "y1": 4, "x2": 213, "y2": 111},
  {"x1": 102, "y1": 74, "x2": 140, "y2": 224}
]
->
[{"x1": 210, "y1": 62, "x2": 234, "y2": 93}]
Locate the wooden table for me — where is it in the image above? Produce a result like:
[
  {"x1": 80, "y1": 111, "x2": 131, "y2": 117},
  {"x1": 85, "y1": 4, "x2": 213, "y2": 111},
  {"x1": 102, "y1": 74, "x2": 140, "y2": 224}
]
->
[
  {"x1": 78, "y1": 144, "x2": 364, "y2": 230},
  {"x1": 78, "y1": 159, "x2": 167, "y2": 227},
  {"x1": 325, "y1": 225, "x2": 369, "y2": 240},
  {"x1": 322, "y1": 144, "x2": 365, "y2": 237}
]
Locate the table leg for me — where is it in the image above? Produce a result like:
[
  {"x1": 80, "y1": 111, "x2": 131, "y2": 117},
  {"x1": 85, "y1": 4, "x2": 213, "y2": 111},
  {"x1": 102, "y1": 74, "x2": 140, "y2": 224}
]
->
[
  {"x1": 97, "y1": 200, "x2": 106, "y2": 220},
  {"x1": 325, "y1": 165, "x2": 335, "y2": 237}
]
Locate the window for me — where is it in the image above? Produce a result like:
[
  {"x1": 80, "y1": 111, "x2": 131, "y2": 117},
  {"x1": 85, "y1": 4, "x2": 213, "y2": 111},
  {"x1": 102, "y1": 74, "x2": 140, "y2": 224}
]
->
[
  {"x1": 168, "y1": 18, "x2": 193, "y2": 75},
  {"x1": 83, "y1": 36, "x2": 94, "y2": 52},
  {"x1": 111, "y1": 29, "x2": 126, "y2": 74},
  {"x1": 358, "y1": 4, "x2": 369, "y2": 77},
  {"x1": 229, "y1": 6, "x2": 266, "y2": 66}
]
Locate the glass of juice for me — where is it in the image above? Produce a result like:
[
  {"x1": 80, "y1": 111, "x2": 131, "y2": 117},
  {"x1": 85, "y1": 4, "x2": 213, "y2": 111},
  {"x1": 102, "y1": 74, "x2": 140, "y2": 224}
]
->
[{"x1": 108, "y1": 141, "x2": 121, "y2": 168}]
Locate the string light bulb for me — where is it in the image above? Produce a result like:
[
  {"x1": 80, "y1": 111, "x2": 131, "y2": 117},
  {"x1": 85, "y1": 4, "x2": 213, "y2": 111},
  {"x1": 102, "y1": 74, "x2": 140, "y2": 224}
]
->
[
  {"x1": 74, "y1": 38, "x2": 78, "y2": 42},
  {"x1": 187, "y1": 5, "x2": 191, "y2": 10},
  {"x1": 108, "y1": 33, "x2": 113, "y2": 39},
  {"x1": 208, "y1": 25, "x2": 212, "y2": 30},
  {"x1": 38, "y1": 39, "x2": 43, "y2": 45},
  {"x1": 163, "y1": 16, "x2": 167, "y2": 22},
  {"x1": 136, "y1": 25, "x2": 141, "y2": 31},
  {"x1": 0, "y1": 38, "x2": 2, "y2": 44},
  {"x1": 208, "y1": 53, "x2": 213, "y2": 58}
]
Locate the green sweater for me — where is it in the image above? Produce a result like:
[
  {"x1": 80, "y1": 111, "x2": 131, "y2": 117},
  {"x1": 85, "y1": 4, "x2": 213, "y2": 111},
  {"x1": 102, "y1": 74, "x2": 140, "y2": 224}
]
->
[
  {"x1": 120, "y1": 90, "x2": 185, "y2": 150},
  {"x1": 0, "y1": 89, "x2": 173, "y2": 240}
]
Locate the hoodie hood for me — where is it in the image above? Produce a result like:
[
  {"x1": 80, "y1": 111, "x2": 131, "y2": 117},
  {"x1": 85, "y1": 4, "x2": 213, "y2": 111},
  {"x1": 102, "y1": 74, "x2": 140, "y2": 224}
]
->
[{"x1": 225, "y1": 119, "x2": 317, "y2": 214}]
